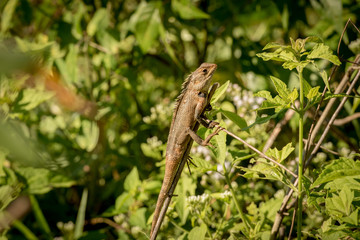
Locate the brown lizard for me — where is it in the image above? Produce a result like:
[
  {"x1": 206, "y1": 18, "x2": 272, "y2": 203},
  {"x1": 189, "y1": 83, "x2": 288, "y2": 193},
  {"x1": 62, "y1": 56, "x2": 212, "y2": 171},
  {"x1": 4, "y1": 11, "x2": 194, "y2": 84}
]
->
[{"x1": 150, "y1": 63, "x2": 221, "y2": 239}]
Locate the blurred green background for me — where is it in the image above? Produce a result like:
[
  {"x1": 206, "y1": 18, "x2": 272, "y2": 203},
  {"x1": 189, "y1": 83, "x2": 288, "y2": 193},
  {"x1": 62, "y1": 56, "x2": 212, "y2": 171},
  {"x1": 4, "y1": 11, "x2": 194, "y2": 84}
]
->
[{"x1": 0, "y1": 0, "x2": 359, "y2": 239}]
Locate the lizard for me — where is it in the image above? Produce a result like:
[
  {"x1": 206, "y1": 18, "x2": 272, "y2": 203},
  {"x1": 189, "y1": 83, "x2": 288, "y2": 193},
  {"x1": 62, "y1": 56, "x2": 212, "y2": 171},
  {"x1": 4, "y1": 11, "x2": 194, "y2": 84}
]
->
[{"x1": 150, "y1": 63, "x2": 221, "y2": 239}]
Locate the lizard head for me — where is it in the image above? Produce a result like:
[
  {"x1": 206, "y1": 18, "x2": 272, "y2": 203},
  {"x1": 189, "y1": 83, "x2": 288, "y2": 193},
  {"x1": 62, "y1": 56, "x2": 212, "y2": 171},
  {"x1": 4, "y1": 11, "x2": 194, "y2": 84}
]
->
[{"x1": 189, "y1": 63, "x2": 217, "y2": 92}]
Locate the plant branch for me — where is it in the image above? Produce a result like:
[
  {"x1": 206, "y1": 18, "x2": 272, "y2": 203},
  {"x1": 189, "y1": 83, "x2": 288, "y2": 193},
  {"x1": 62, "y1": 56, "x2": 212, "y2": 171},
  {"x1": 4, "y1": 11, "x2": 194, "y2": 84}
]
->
[
  {"x1": 270, "y1": 56, "x2": 360, "y2": 239},
  {"x1": 333, "y1": 112, "x2": 360, "y2": 126},
  {"x1": 220, "y1": 127, "x2": 297, "y2": 178}
]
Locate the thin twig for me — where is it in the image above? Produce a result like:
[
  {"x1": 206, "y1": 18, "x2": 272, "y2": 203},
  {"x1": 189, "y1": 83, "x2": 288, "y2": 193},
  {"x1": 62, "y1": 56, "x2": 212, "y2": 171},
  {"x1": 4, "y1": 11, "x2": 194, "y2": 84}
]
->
[
  {"x1": 333, "y1": 112, "x2": 360, "y2": 126},
  {"x1": 221, "y1": 128, "x2": 297, "y2": 178},
  {"x1": 303, "y1": 139, "x2": 339, "y2": 156}
]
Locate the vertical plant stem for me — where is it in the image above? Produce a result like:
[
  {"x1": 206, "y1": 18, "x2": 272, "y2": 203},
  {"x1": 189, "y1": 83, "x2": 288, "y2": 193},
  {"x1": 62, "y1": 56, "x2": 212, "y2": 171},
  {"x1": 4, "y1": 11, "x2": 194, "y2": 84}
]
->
[
  {"x1": 297, "y1": 70, "x2": 304, "y2": 239},
  {"x1": 224, "y1": 171, "x2": 252, "y2": 231},
  {"x1": 29, "y1": 195, "x2": 51, "y2": 236},
  {"x1": 12, "y1": 220, "x2": 38, "y2": 240}
]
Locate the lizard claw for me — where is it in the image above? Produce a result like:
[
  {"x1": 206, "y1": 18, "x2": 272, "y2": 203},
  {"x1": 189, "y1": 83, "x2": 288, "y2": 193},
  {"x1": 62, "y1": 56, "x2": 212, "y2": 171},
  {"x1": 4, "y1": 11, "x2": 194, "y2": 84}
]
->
[{"x1": 208, "y1": 121, "x2": 219, "y2": 129}]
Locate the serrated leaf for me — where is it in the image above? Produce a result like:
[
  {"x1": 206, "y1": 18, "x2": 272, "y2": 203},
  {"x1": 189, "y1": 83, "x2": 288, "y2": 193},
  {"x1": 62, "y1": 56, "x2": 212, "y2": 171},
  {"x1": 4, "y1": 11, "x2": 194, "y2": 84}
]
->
[
  {"x1": 239, "y1": 159, "x2": 296, "y2": 192},
  {"x1": 325, "y1": 187, "x2": 353, "y2": 217},
  {"x1": 282, "y1": 60, "x2": 310, "y2": 70},
  {"x1": 254, "y1": 90, "x2": 273, "y2": 100},
  {"x1": 188, "y1": 223, "x2": 207, "y2": 240},
  {"x1": 172, "y1": 0, "x2": 210, "y2": 20},
  {"x1": 262, "y1": 42, "x2": 284, "y2": 50},
  {"x1": 220, "y1": 109, "x2": 247, "y2": 129},
  {"x1": 124, "y1": 167, "x2": 140, "y2": 192},
  {"x1": 288, "y1": 88, "x2": 298, "y2": 103},
  {"x1": 190, "y1": 156, "x2": 216, "y2": 172},
  {"x1": 306, "y1": 86, "x2": 320, "y2": 101},
  {"x1": 86, "y1": 8, "x2": 109, "y2": 37},
  {"x1": 211, "y1": 80, "x2": 229, "y2": 104},
  {"x1": 270, "y1": 76, "x2": 290, "y2": 101},
  {"x1": 311, "y1": 158, "x2": 360, "y2": 189},
  {"x1": 307, "y1": 43, "x2": 341, "y2": 65},
  {"x1": 266, "y1": 143, "x2": 294, "y2": 163},
  {"x1": 342, "y1": 208, "x2": 358, "y2": 225}
]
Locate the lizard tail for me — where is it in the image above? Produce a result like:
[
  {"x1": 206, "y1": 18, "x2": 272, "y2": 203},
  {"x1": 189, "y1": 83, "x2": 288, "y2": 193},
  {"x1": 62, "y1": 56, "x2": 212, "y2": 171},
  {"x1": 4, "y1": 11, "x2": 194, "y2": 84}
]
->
[{"x1": 150, "y1": 159, "x2": 178, "y2": 237}]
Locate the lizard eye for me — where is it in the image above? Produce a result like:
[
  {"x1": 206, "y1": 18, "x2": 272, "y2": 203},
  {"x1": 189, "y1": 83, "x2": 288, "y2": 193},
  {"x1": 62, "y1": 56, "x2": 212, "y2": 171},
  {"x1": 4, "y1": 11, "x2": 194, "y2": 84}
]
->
[{"x1": 202, "y1": 69, "x2": 207, "y2": 74}]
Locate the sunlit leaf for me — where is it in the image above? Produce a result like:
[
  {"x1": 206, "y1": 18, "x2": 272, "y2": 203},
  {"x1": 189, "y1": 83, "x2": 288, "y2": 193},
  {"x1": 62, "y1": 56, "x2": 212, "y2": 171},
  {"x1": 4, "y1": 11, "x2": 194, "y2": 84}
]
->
[
  {"x1": 321, "y1": 70, "x2": 331, "y2": 92},
  {"x1": 129, "y1": 2, "x2": 161, "y2": 53},
  {"x1": 214, "y1": 128, "x2": 227, "y2": 165},
  {"x1": 306, "y1": 86, "x2": 320, "y2": 102},
  {"x1": 220, "y1": 109, "x2": 247, "y2": 129},
  {"x1": 311, "y1": 158, "x2": 360, "y2": 189},
  {"x1": 87, "y1": 8, "x2": 109, "y2": 37},
  {"x1": 188, "y1": 223, "x2": 207, "y2": 240},
  {"x1": 172, "y1": 0, "x2": 210, "y2": 20},
  {"x1": 307, "y1": 43, "x2": 341, "y2": 65},
  {"x1": 325, "y1": 186, "x2": 353, "y2": 217},
  {"x1": 211, "y1": 80, "x2": 230, "y2": 104},
  {"x1": 266, "y1": 143, "x2": 294, "y2": 163},
  {"x1": 124, "y1": 167, "x2": 141, "y2": 192},
  {"x1": 129, "y1": 208, "x2": 147, "y2": 229},
  {"x1": 270, "y1": 76, "x2": 290, "y2": 101},
  {"x1": 1, "y1": 0, "x2": 18, "y2": 34}
]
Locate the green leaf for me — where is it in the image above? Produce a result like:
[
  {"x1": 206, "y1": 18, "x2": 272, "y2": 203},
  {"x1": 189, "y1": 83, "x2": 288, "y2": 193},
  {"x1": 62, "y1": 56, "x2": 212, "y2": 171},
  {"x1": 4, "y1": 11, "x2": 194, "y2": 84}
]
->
[
  {"x1": 175, "y1": 175, "x2": 195, "y2": 224},
  {"x1": 220, "y1": 109, "x2": 247, "y2": 130},
  {"x1": 282, "y1": 60, "x2": 310, "y2": 70},
  {"x1": 262, "y1": 42, "x2": 284, "y2": 50},
  {"x1": 188, "y1": 223, "x2": 207, "y2": 240},
  {"x1": 306, "y1": 86, "x2": 320, "y2": 102},
  {"x1": 254, "y1": 91, "x2": 287, "y2": 112},
  {"x1": 129, "y1": 208, "x2": 147, "y2": 229},
  {"x1": 129, "y1": 2, "x2": 161, "y2": 53},
  {"x1": 214, "y1": 128, "x2": 227, "y2": 165},
  {"x1": 321, "y1": 70, "x2": 331, "y2": 92},
  {"x1": 325, "y1": 187, "x2": 353, "y2": 217},
  {"x1": 113, "y1": 192, "x2": 134, "y2": 215},
  {"x1": 239, "y1": 159, "x2": 296, "y2": 192},
  {"x1": 266, "y1": 143, "x2": 294, "y2": 163},
  {"x1": 74, "y1": 188, "x2": 88, "y2": 239},
  {"x1": 16, "y1": 167, "x2": 75, "y2": 194},
  {"x1": 311, "y1": 158, "x2": 360, "y2": 189},
  {"x1": 211, "y1": 80, "x2": 230, "y2": 105},
  {"x1": 86, "y1": 8, "x2": 109, "y2": 37},
  {"x1": 342, "y1": 208, "x2": 358, "y2": 225},
  {"x1": 307, "y1": 43, "x2": 341, "y2": 65},
  {"x1": 124, "y1": 167, "x2": 141, "y2": 192},
  {"x1": 288, "y1": 88, "x2": 298, "y2": 103},
  {"x1": 190, "y1": 156, "x2": 216, "y2": 172},
  {"x1": 1, "y1": 0, "x2": 18, "y2": 34},
  {"x1": 172, "y1": 0, "x2": 210, "y2": 20},
  {"x1": 270, "y1": 76, "x2": 290, "y2": 101},
  {"x1": 75, "y1": 120, "x2": 99, "y2": 152},
  {"x1": 17, "y1": 89, "x2": 54, "y2": 111}
]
